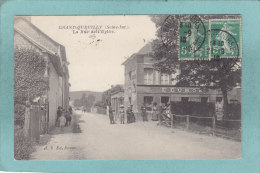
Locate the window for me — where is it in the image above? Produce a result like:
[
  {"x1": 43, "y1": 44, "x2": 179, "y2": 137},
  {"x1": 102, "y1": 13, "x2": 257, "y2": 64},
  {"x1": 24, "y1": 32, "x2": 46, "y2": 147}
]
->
[
  {"x1": 216, "y1": 97, "x2": 223, "y2": 102},
  {"x1": 161, "y1": 73, "x2": 170, "y2": 85},
  {"x1": 144, "y1": 96, "x2": 153, "y2": 105},
  {"x1": 144, "y1": 68, "x2": 153, "y2": 84},
  {"x1": 144, "y1": 96, "x2": 153, "y2": 110},
  {"x1": 128, "y1": 71, "x2": 132, "y2": 81},
  {"x1": 128, "y1": 97, "x2": 132, "y2": 104},
  {"x1": 171, "y1": 73, "x2": 178, "y2": 85},
  {"x1": 181, "y1": 97, "x2": 189, "y2": 102},
  {"x1": 161, "y1": 96, "x2": 170, "y2": 105},
  {"x1": 201, "y1": 97, "x2": 208, "y2": 103}
]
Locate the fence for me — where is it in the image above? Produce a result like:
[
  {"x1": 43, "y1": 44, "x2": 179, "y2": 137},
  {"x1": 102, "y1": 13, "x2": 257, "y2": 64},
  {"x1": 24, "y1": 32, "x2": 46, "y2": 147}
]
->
[{"x1": 164, "y1": 114, "x2": 241, "y2": 141}]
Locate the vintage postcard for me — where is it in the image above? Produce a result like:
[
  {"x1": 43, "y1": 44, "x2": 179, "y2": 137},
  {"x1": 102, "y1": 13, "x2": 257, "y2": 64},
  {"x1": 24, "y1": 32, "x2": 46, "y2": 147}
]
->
[
  {"x1": 1, "y1": 1, "x2": 260, "y2": 173},
  {"x1": 13, "y1": 15, "x2": 241, "y2": 160}
]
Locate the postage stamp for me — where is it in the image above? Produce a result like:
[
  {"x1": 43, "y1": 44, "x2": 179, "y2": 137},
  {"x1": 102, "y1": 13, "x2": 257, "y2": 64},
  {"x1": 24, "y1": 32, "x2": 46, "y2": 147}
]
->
[
  {"x1": 209, "y1": 19, "x2": 242, "y2": 59},
  {"x1": 178, "y1": 16, "x2": 241, "y2": 60}
]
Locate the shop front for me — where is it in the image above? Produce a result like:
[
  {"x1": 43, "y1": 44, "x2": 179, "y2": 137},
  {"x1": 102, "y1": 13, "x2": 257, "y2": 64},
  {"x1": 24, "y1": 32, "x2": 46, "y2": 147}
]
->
[{"x1": 135, "y1": 85, "x2": 223, "y2": 113}]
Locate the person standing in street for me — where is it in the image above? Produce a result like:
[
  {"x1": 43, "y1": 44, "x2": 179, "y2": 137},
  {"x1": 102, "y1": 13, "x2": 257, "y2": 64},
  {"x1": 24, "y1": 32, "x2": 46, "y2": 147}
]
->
[
  {"x1": 59, "y1": 112, "x2": 66, "y2": 132},
  {"x1": 130, "y1": 105, "x2": 135, "y2": 123},
  {"x1": 109, "y1": 105, "x2": 115, "y2": 124},
  {"x1": 158, "y1": 103, "x2": 165, "y2": 125},
  {"x1": 56, "y1": 106, "x2": 62, "y2": 127},
  {"x1": 152, "y1": 102, "x2": 158, "y2": 121},
  {"x1": 119, "y1": 105, "x2": 125, "y2": 124},
  {"x1": 126, "y1": 106, "x2": 131, "y2": 123},
  {"x1": 141, "y1": 103, "x2": 148, "y2": 122}
]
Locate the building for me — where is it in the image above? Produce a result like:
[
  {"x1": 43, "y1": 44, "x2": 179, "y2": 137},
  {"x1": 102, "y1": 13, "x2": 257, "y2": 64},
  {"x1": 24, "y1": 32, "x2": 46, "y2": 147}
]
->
[
  {"x1": 101, "y1": 85, "x2": 124, "y2": 118},
  {"x1": 122, "y1": 42, "x2": 240, "y2": 119},
  {"x1": 14, "y1": 16, "x2": 70, "y2": 129},
  {"x1": 110, "y1": 85, "x2": 124, "y2": 120}
]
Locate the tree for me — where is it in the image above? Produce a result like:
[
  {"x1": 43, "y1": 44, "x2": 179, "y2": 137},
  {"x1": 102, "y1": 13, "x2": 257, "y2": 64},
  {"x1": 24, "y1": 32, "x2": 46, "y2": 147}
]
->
[
  {"x1": 73, "y1": 99, "x2": 82, "y2": 107},
  {"x1": 86, "y1": 94, "x2": 95, "y2": 107},
  {"x1": 80, "y1": 93, "x2": 87, "y2": 107},
  {"x1": 150, "y1": 15, "x2": 241, "y2": 118}
]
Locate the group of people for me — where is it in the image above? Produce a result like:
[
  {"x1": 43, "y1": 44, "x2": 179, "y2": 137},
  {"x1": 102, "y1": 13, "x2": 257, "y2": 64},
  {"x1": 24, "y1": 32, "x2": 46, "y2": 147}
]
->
[
  {"x1": 108, "y1": 104, "x2": 135, "y2": 124},
  {"x1": 56, "y1": 106, "x2": 73, "y2": 130},
  {"x1": 142, "y1": 102, "x2": 171, "y2": 123},
  {"x1": 108, "y1": 102, "x2": 171, "y2": 125}
]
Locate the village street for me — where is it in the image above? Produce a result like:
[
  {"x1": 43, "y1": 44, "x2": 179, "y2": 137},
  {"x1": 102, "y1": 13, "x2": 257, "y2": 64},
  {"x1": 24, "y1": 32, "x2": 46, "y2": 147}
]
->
[{"x1": 31, "y1": 111, "x2": 241, "y2": 160}]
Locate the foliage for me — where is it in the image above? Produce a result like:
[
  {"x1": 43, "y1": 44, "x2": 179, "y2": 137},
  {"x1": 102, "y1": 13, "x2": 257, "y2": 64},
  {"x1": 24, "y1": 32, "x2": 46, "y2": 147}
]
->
[
  {"x1": 73, "y1": 99, "x2": 82, "y2": 107},
  {"x1": 14, "y1": 48, "x2": 49, "y2": 126},
  {"x1": 150, "y1": 15, "x2": 241, "y2": 118},
  {"x1": 14, "y1": 48, "x2": 48, "y2": 105},
  {"x1": 14, "y1": 104, "x2": 25, "y2": 127},
  {"x1": 73, "y1": 93, "x2": 96, "y2": 111},
  {"x1": 14, "y1": 127, "x2": 34, "y2": 160},
  {"x1": 171, "y1": 101, "x2": 215, "y2": 117},
  {"x1": 94, "y1": 100, "x2": 106, "y2": 108}
]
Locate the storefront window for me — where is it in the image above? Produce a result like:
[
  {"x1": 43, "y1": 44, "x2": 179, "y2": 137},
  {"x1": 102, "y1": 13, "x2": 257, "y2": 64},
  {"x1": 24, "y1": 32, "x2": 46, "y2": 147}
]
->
[
  {"x1": 144, "y1": 68, "x2": 153, "y2": 84},
  {"x1": 144, "y1": 96, "x2": 153, "y2": 109},
  {"x1": 201, "y1": 97, "x2": 208, "y2": 103},
  {"x1": 161, "y1": 96, "x2": 170, "y2": 105},
  {"x1": 181, "y1": 97, "x2": 189, "y2": 102}
]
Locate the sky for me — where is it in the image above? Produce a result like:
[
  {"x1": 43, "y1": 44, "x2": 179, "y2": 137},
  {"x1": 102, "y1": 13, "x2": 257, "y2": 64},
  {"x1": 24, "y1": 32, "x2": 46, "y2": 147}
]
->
[{"x1": 31, "y1": 15, "x2": 157, "y2": 92}]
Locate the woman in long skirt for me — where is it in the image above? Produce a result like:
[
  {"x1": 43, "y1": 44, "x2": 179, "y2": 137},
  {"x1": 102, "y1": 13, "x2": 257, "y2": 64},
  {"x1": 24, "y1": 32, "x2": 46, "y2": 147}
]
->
[{"x1": 119, "y1": 105, "x2": 124, "y2": 124}]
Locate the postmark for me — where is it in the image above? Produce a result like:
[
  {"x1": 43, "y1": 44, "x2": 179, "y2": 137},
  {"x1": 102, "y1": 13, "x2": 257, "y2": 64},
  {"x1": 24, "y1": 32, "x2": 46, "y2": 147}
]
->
[
  {"x1": 209, "y1": 19, "x2": 241, "y2": 59},
  {"x1": 178, "y1": 17, "x2": 241, "y2": 60},
  {"x1": 178, "y1": 16, "x2": 210, "y2": 60}
]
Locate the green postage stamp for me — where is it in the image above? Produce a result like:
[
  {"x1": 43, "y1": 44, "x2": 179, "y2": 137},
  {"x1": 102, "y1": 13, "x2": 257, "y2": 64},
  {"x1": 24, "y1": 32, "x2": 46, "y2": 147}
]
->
[{"x1": 179, "y1": 17, "x2": 242, "y2": 60}]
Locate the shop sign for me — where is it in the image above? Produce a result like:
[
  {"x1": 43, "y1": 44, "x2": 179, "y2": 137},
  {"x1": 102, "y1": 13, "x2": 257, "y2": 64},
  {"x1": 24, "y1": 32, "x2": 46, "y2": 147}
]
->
[{"x1": 162, "y1": 87, "x2": 208, "y2": 94}]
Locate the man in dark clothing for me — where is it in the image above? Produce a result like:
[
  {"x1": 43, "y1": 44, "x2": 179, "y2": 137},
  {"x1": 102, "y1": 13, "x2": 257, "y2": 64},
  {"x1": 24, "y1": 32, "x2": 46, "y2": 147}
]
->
[
  {"x1": 130, "y1": 105, "x2": 135, "y2": 123},
  {"x1": 69, "y1": 106, "x2": 72, "y2": 115},
  {"x1": 126, "y1": 106, "x2": 131, "y2": 123},
  {"x1": 141, "y1": 103, "x2": 148, "y2": 121},
  {"x1": 108, "y1": 105, "x2": 115, "y2": 124}
]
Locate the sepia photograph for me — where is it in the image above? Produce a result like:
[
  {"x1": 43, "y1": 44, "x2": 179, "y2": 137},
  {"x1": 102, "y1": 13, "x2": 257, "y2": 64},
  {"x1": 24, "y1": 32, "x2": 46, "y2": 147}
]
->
[{"x1": 14, "y1": 15, "x2": 241, "y2": 160}]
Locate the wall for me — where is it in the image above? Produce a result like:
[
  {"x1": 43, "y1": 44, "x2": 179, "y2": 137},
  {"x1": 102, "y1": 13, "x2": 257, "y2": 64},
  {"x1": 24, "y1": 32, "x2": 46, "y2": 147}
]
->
[
  {"x1": 124, "y1": 57, "x2": 138, "y2": 112},
  {"x1": 48, "y1": 63, "x2": 60, "y2": 127},
  {"x1": 111, "y1": 91, "x2": 124, "y2": 119}
]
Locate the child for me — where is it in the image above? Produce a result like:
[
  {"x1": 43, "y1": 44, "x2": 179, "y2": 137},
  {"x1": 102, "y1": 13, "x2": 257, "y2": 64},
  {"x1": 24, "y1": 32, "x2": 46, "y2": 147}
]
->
[{"x1": 59, "y1": 113, "x2": 66, "y2": 132}]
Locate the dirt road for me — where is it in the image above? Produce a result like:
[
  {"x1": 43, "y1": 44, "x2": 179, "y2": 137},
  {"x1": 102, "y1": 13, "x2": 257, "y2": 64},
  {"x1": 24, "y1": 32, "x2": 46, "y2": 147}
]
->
[{"x1": 31, "y1": 111, "x2": 241, "y2": 160}]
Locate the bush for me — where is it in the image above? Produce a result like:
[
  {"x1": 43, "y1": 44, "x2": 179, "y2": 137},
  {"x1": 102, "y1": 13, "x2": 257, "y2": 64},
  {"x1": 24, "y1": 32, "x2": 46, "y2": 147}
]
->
[
  {"x1": 14, "y1": 104, "x2": 25, "y2": 127},
  {"x1": 14, "y1": 127, "x2": 34, "y2": 160},
  {"x1": 227, "y1": 103, "x2": 241, "y2": 120},
  {"x1": 171, "y1": 101, "x2": 215, "y2": 117}
]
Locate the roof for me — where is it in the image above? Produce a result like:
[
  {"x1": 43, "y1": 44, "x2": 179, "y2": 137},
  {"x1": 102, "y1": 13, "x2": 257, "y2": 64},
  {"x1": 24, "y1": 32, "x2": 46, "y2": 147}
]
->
[
  {"x1": 137, "y1": 42, "x2": 153, "y2": 55},
  {"x1": 122, "y1": 42, "x2": 153, "y2": 65},
  {"x1": 103, "y1": 84, "x2": 124, "y2": 95},
  {"x1": 14, "y1": 17, "x2": 67, "y2": 76}
]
